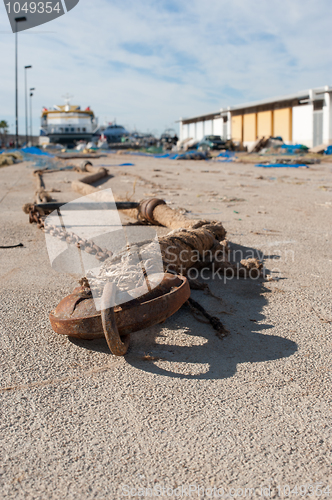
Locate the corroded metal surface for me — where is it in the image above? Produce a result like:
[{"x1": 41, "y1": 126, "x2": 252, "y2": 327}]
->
[
  {"x1": 49, "y1": 273, "x2": 190, "y2": 342},
  {"x1": 138, "y1": 198, "x2": 166, "y2": 224},
  {"x1": 101, "y1": 282, "x2": 130, "y2": 356},
  {"x1": 35, "y1": 201, "x2": 139, "y2": 212}
]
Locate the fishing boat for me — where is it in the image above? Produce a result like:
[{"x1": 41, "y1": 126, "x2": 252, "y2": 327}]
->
[{"x1": 40, "y1": 97, "x2": 98, "y2": 145}]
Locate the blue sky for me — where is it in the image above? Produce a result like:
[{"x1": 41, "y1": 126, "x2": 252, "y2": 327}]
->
[{"x1": 1, "y1": 0, "x2": 332, "y2": 136}]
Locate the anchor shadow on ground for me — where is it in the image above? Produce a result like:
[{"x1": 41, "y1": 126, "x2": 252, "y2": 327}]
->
[{"x1": 71, "y1": 242, "x2": 297, "y2": 379}]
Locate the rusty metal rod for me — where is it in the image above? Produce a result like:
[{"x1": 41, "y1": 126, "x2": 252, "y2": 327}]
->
[
  {"x1": 35, "y1": 201, "x2": 140, "y2": 211},
  {"x1": 101, "y1": 281, "x2": 130, "y2": 356}
]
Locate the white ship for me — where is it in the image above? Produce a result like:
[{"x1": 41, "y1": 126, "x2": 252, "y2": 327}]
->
[{"x1": 40, "y1": 97, "x2": 98, "y2": 145}]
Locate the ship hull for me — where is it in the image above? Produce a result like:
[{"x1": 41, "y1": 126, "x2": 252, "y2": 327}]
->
[{"x1": 44, "y1": 132, "x2": 94, "y2": 145}]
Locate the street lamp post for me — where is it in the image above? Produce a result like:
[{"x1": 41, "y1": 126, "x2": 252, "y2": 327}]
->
[
  {"x1": 30, "y1": 88, "x2": 35, "y2": 146},
  {"x1": 25, "y1": 65, "x2": 32, "y2": 146},
  {"x1": 14, "y1": 16, "x2": 27, "y2": 149}
]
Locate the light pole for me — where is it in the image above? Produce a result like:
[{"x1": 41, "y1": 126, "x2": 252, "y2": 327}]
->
[
  {"x1": 25, "y1": 65, "x2": 32, "y2": 145},
  {"x1": 15, "y1": 16, "x2": 27, "y2": 148},
  {"x1": 29, "y1": 88, "x2": 35, "y2": 146}
]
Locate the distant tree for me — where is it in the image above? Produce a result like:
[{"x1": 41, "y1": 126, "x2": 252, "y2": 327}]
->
[
  {"x1": 0, "y1": 120, "x2": 9, "y2": 133},
  {"x1": 0, "y1": 120, "x2": 9, "y2": 147}
]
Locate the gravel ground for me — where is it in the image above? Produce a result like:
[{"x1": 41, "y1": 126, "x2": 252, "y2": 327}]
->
[{"x1": 0, "y1": 155, "x2": 331, "y2": 499}]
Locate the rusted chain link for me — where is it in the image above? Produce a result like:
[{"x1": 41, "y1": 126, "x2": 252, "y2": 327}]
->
[{"x1": 28, "y1": 205, "x2": 113, "y2": 262}]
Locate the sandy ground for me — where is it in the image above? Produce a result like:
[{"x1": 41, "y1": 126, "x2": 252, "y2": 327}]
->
[{"x1": 0, "y1": 154, "x2": 331, "y2": 499}]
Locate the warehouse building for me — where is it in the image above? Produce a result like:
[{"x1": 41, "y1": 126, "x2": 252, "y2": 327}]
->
[{"x1": 179, "y1": 86, "x2": 332, "y2": 149}]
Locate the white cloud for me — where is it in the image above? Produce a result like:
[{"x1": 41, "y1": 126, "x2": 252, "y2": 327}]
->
[{"x1": 0, "y1": 0, "x2": 331, "y2": 136}]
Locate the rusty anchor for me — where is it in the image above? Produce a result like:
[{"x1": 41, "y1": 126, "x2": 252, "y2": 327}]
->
[
  {"x1": 49, "y1": 273, "x2": 190, "y2": 356},
  {"x1": 24, "y1": 164, "x2": 262, "y2": 356}
]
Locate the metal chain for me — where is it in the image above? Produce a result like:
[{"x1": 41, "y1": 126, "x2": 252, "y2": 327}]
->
[{"x1": 28, "y1": 206, "x2": 112, "y2": 262}]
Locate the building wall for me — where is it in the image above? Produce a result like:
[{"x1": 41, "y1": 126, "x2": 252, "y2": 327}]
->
[
  {"x1": 274, "y1": 108, "x2": 292, "y2": 142},
  {"x1": 223, "y1": 119, "x2": 228, "y2": 140},
  {"x1": 243, "y1": 113, "x2": 256, "y2": 142},
  {"x1": 322, "y1": 92, "x2": 332, "y2": 145},
  {"x1": 180, "y1": 123, "x2": 188, "y2": 141},
  {"x1": 213, "y1": 117, "x2": 223, "y2": 137},
  {"x1": 180, "y1": 88, "x2": 332, "y2": 147},
  {"x1": 328, "y1": 93, "x2": 332, "y2": 144},
  {"x1": 181, "y1": 105, "x2": 312, "y2": 146},
  {"x1": 257, "y1": 110, "x2": 273, "y2": 137},
  {"x1": 227, "y1": 111, "x2": 232, "y2": 140},
  {"x1": 180, "y1": 118, "x2": 226, "y2": 142},
  {"x1": 292, "y1": 104, "x2": 313, "y2": 148},
  {"x1": 195, "y1": 121, "x2": 204, "y2": 141},
  {"x1": 323, "y1": 95, "x2": 330, "y2": 145},
  {"x1": 313, "y1": 110, "x2": 323, "y2": 147},
  {"x1": 232, "y1": 115, "x2": 243, "y2": 142},
  {"x1": 188, "y1": 123, "x2": 196, "y2": 141},
  {"x1": 204, "y1": 120, "x2": 213, "y2": 136}
]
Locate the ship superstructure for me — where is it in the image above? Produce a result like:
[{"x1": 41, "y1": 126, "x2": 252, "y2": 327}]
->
[{"x1": 40, "y1": 98, "x2": 98, "y2": 145}]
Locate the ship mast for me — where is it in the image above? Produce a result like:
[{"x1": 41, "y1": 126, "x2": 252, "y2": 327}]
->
[{"x1": 62, "y1": 93, "x2": 73, "y2": 112}]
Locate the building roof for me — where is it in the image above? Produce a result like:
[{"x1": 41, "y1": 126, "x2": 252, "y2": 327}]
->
[
  {"x1": 180, "y1": 85, "x2": 332, "y2": 124},
  {"x1": 225, "y1": 89, "x2": 310, "y2": 112},
  {"x1": 179, "y1": 111, "x2": 222, "y2": 125}
]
